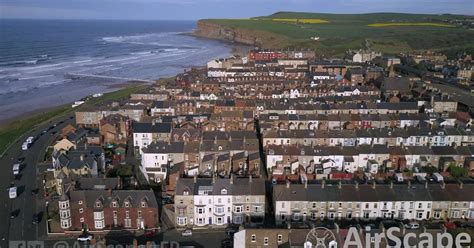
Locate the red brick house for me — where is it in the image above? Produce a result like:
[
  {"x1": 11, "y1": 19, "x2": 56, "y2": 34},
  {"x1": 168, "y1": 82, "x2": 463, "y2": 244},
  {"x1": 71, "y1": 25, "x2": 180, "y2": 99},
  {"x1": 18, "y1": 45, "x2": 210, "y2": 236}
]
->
[{"x1": 59, "y1": 190, "x2": 159, "y2": 231}]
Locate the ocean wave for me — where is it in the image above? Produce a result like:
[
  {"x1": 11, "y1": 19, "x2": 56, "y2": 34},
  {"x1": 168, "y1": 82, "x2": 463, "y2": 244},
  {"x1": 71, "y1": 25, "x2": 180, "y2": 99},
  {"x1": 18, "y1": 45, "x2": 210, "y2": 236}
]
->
[
  {"x1": 0, "y1": 60, "x2": 38, "y2": 66},
  {"x1": 18, "y1": 75, "x2": 54, "y2": 81}
]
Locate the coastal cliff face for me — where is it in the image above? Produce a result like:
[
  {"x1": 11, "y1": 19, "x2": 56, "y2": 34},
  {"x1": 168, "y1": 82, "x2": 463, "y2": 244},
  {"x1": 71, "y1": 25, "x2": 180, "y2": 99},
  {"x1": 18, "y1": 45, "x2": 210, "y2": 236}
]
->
[{"x1": 193, "y1": 20, "x2": 287, "y2": 48}]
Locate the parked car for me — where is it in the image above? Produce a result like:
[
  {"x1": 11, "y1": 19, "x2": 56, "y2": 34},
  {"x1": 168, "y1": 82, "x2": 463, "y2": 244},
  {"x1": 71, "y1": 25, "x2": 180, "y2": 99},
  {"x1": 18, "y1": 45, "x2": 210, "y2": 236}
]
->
[
  {"x1": 9, "y1": 187, "x2": 17, "y2": 199},
  {"x1": 144, "y1": 230, "x2": 156, "y2": 238},
  {"x1": 10, "y1": 210, "x2": 19, "y2": 219},
  {"x1": 31, "y1": 188, "x2": 39, "y2": 195},
  {"x1": 225, "y1": 226, "x2": 239, "y2": 236},
  {"x1": 404, "y1": 222, "x2": 420, "y2": 230},
  {"x1": 77, "y1": 234, "x2": 93, "y2": 242},
  {"x1": 32, "y1": 214, "x2": 40, "y2": 224},
  {"x1": 181, "y1": 229, "x2": 192, "y2": 237}
]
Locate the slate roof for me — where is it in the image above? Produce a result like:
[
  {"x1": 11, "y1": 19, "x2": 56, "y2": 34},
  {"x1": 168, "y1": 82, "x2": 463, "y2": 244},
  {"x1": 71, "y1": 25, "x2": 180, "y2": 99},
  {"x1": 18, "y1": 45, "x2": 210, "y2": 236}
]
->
[
  {"x1": 69, "y1": 189, "x2": 158, "y2": 209},
  {"x1": 273, "y1": 183, "x2": 474, "y2": 202}
]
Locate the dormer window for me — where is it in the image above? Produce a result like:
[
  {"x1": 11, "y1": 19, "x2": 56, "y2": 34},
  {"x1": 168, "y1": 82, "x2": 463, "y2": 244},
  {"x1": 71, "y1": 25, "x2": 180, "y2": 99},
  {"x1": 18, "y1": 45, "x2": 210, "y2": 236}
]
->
[
  {"x1": 95, "y1": 201, "x2": 102, "y2": 208},
  {"x1": 124, "y1": 201, "x2": 130, "y2": 208},
  {"x1": 78, "y1": 201, "x2": 83, "y2": 205},
  {"x1": 221, "y1": 188, "x2": 227, "y2": 195},
  {"x1": 183, "y1": 189, "x2": 189, "y2": 196},
  {"x1": 141, "y1": 201, "x2": 147, "y2": 208},
  {"x1": 112, "y1": 201, "x2": 117, "y2": 208}
]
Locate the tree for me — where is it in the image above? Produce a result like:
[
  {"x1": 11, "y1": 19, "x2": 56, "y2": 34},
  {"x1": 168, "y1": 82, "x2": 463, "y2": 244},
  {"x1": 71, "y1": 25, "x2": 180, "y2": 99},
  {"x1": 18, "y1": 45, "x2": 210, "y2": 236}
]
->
[{"x1": 447, "y1": 164, "x2": 468, "y2": 178}]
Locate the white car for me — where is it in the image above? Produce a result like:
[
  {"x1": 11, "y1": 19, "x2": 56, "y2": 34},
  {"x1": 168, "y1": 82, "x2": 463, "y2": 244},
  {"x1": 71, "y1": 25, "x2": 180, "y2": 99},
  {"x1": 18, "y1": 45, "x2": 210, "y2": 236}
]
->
[
  {"x1": 21, "y1": 142, "x2": 29, "y2": 151},
  {"x1": 77, "y1": 234, "x2": 93, "y2": 242},
  {"x1": 9, "y1": 187, "x2": 17, "y2": 199},
  {"x1": 13, "y1": 164, "x2": 20, "y2": 176},
  {"x1": 181, "y1": 229, "x2": 192, "y2": 237},
  {"x1": 405, "y1": 222, "x2": 420, "y2": 230}
]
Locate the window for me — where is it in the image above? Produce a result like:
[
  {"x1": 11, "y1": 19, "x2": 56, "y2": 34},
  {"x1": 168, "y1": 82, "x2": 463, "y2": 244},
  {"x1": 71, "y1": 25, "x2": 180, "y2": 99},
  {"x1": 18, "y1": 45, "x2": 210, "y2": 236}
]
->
[
  {"x1": 95, "y1": 201, "x2": 102, "y2": 208},
  {"x1": 95, "y1": 220, "x2": 104, "y2": 229},
  {"x1": 177, "y1": 217, "x2": 187, "y2": 225},
  {"x1": 251, "y1": 235, "x2": 256, "y2": 242},
  {"x1": 234, "y1": 206, "x2": 242, "y2": 213},
  {"x1": 418, "y1": 203, "x2": 422, "y2": 209},
  {"x1": 264, "y1": 237, "x2": 269, "y2": 246},
  {"x1": 79, "y1": 208, "x2": 83, "y2": 213},
  {"x1": 112, "y1": 201, "x2": 117, "y2": 208},
  {"x1": 254, "y1": 205, "x2": 262, "y2": 213},
  {"x1": 416, "y1": 211, "x2": 423, "y2": 219},
  {"x1": 141, "y1": 201, "x2": 147, "y2": 208},
  {"x1": 138, "y1": 211, "x2": 142, "y2": 219},
  {"x1": 80, "y1": 217, "x2": 84, "y2": 223},
  {"x1": 125, "y1": 201, "x2": 130, "y2": 208},
  {"x1": 197, "y1": 218, "x2": 205, "y2": 225},
  {"x1": 277, "y1": 234, "x2": 283, "y2": 242},
  {"x1": 215, "y1": 207, "x2": 224, "y2": 214},
  {"x1": 78, "y1": 201, "x2": 83, "y2": 205},
  {"x1": 197, "y1": 208, "x2": 205, "y2": 214},
  {"x1": 312, "y1": 202, "x2": 317, "y2": 208}
]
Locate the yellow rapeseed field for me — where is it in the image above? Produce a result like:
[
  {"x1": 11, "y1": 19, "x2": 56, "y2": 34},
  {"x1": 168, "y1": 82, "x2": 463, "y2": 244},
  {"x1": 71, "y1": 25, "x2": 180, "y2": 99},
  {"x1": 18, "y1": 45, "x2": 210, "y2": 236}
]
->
[
  {"x1": 272, "y1": 18, "x2": 329, "y2": 24},
  {"x1": 368, "y1": 22, "x2": 455, "y2": 28}
]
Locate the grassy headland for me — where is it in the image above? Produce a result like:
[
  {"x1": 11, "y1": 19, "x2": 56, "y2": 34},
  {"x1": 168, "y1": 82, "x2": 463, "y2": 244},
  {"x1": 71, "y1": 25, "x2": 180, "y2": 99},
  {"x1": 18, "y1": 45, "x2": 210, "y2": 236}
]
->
[
  {"x1": 0, "y1": 84, "x2": 148, "y2": 156},
  {"x1": 196, "y1": 12, "x2": 474, "y2": 57}
]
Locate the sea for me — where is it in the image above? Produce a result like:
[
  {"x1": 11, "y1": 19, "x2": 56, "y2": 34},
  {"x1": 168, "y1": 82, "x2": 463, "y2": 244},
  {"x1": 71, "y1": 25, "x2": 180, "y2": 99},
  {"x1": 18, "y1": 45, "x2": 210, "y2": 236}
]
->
[{"x1": 0, "y1": 19, "x2": 233, "y2": 122}]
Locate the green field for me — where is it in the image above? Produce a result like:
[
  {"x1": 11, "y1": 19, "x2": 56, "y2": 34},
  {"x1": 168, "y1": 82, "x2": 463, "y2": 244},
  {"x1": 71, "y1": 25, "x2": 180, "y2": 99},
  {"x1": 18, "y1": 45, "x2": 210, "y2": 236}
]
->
[
  {"x1": 204, "y1": 12, "x2": 474, "y2": 57},
  {"x1": 0, "y1": 84, "x2": 148, "y2": 156}
]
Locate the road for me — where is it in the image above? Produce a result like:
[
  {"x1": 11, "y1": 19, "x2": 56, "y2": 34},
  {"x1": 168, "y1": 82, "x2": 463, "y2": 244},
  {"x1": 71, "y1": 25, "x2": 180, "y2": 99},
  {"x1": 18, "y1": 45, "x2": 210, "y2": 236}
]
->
[
  {"x1": 42, "y1": 229, "x2": 229, "y2": 248},
  {"x1": 0, "y1": 113, "x2": 74, "y2": 247}
]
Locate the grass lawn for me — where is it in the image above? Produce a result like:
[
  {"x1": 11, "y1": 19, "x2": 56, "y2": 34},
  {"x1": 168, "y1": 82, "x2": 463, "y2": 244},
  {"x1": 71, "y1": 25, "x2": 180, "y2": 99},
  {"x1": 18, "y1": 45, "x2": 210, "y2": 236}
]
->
[
  {"x1": 204, "y1": 12, "x2": 474, "y2": 57},
  {"x1": 0, "y1": 84, "x2": 148, "y2": 156},
  {"x1": 368, "y1": 22, "x2": 455, "y2": 28}
]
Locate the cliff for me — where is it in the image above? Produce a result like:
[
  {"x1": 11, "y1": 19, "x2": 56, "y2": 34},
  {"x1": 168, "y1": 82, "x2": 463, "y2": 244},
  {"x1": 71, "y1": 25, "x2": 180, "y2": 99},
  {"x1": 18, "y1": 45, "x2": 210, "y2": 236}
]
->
[{"x1": 193, "y1": 20, "x2": 287, "y2": 48}]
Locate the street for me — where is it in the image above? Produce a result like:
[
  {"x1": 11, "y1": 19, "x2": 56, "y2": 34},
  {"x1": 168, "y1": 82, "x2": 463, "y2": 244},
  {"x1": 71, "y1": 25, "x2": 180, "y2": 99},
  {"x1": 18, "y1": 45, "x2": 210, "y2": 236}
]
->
[{"x1": 0, "y1": 114, "x2": 75, "y2": 247}]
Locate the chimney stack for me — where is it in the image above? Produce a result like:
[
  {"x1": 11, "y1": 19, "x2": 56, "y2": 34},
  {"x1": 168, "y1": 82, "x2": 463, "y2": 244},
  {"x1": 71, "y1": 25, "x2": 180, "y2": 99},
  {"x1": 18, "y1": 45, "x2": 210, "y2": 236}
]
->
[
  {"x1": 372, "y1": 181, "x2": 376, "y2": 189},
  {"x1": 441, "y1": 181, "x2": 445, "y2": 189},
  {"x1": 249, "y1": 175, "x2": 252, "y2": 184},
  {"x1": 355, "y1": 181, "x2": 359, "y2": 190},
  {"x1": 408, "y1": 180, "x2": 411, "y2": 188},
  {"x1": 321, "y1": 179, "x2": 325, "y2": 189},
  {"x1": 338, "y1": 180, "x2": 342, "y2": 189},
  {"x1": 286, "y1": 180, "x2": 291, "y2": 189},
  {"x1": 459, "y1": 182, "x2": 463, "y2": 189},
  {"x1": 80, "y1": 154, "x2": 84, "y2": 161},
  {"x1": 390, "y1": 181, "x2": 393, "y2": 189},
  {"x1": 425, "y1": 181, "x2": 428, "y2": 189},
  {"x1": 193, "y1": 175, "x2": 197, "y2": 183},
  {"x1": 230, "y1": 174, "x2": 234, "y2": 184},
  {"x1": 304, "y1": 179, "x2": 308, "y2": 189}
]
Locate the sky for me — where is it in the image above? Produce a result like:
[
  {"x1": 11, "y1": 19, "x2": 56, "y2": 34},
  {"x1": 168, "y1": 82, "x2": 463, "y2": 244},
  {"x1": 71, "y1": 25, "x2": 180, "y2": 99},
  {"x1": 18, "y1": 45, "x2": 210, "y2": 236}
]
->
[{"x1": 0, "y1": 0, "x2": 473, "y2": 20}]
